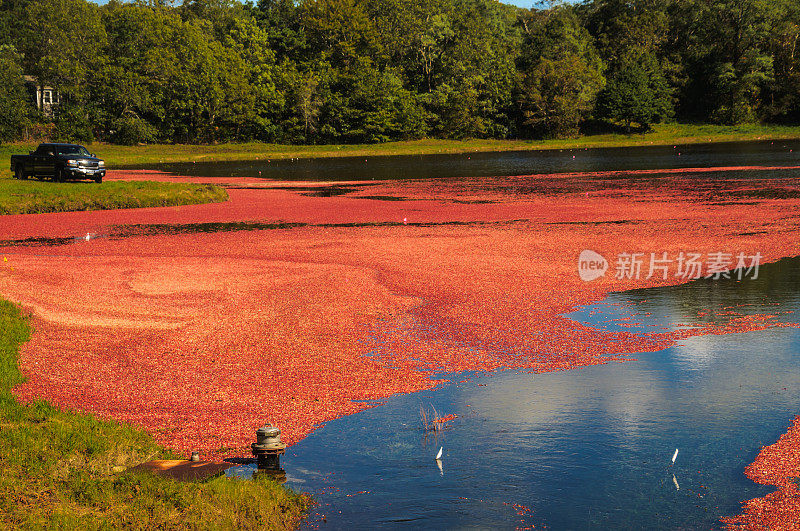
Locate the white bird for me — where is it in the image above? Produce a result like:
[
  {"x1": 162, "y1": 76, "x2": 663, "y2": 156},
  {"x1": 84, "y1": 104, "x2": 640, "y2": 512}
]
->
[
  {"x1": 435, "y1": 447, "x2": 443, "y2": 460},
  {"x1": 671, "y1": 448, "x2": 679, "y2": 464}
]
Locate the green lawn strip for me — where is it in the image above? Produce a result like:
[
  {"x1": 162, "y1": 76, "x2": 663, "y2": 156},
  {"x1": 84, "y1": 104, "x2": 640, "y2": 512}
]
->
[
  {"x1": 3, "y1": 123, "x2": 800, "y2": 171},
  {"x1": 0, "y1": 178, "x2": 228, "y2": 215},
  {"x1": 0, "y1": 299, "x2": 308, "y2": 528}
]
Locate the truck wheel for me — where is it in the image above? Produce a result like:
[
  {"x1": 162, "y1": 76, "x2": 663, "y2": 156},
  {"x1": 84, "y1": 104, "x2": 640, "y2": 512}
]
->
[
  {"x1": 54, "y1": 169, "x2": 65, "y2": 183},
  {"x1": 94, "y1": 175, "x2": 102, "y2": 184},
  {"x1": 14, "y1": 166, "x2": 26, "y2": 180}
]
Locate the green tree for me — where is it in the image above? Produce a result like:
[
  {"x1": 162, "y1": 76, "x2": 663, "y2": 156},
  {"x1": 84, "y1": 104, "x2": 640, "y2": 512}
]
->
[
  {"x1": 517, "y1": 6, "x2": 605, "y2": 138},
  {"x1": 15, "y1": 0, "x2": 800, "y2": 144},
  {"x1": 582, "y1": 0, "x2": 669, "y2": 71},
  {"x1": 99, "y1": 2, "x2": 254, "y2": 143},
  {"x1": 53, "y1": 102, "x2": 96, "y2": 142},
  {"x1": 253, "y1": 0, "x2": 307, "y2": 61},
  {"x1": 766, "y1": 0, "x2": 800, "y2": 122},
  {"x1": 98, "y1": 1, "x2": 183, "y2": 142},
  {"x1": 0, "y1": 0, "x2": 31, "y2": 48},
  {"x1": 166, "y1": 19, "x2": 254, "y2": 142},
  {"x1": 414, "y1": 12, "x2": 455, "y2": 93},
  {"x1": 20, "y1": 0, "x2": 106, "y2": 111},
  {"x1": 225, "y1": 15, "x2": 283, "y2": 140},
  {"x1": 582, "y1": 0, "x2": 675, "y2": 129},
  {"x1": 322, "y1": 62, "x2": 427, "y2": 142},
  {"x1": 180, "y1": 0, "x2": 246, "y2": 40},
  {"x1": 0, "y1": 45, "x2": 29, "y2": 141},
  {"x1": 711, "y1": 55, "x2": 773, "y2": 124},
  {"x1": 676, "y1": 0, "x2": 780, "y2": 123},
  {"x1": 596, "y1": 51, "x2": 673, "y2": 131},
  {"x1": 300, "y1": 0, "x2": 381, "y2": 70},
  {"x1": 421, "y1": 0, "x2": 521, "y2": 139}
]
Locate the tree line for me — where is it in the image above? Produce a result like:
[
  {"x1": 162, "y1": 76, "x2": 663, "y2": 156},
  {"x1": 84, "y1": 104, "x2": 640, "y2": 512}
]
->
[{"x1": 0, "y1": 0, "x2": 798, "y2": 145}]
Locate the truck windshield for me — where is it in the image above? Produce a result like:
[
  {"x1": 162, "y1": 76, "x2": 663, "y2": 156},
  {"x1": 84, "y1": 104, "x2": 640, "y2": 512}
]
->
[{"x1": 56, "y1": 146, "x2": 90, "y2": 156}]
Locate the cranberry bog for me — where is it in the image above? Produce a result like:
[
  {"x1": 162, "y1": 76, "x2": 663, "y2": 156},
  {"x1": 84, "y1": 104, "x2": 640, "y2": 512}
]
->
[{"x1": 3, "y1": 143, "x2": 800, "y2": 528}]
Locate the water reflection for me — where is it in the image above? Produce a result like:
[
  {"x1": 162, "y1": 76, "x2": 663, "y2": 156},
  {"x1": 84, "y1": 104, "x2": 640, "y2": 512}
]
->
[
  {"x1": 570, "y1": 255, "x2": 800, "y2": 336},
  {"x1": 227, "y1": 257, "x2": 800, "y2": 529},
  {"x1": 136, "y1": 140, "x2": 800, "y2": 181}
]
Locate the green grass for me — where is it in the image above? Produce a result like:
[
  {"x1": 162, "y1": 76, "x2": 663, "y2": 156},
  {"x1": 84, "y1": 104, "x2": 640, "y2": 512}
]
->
[
  {"x1": 0, "y1": 298, "x2": 309, "y2": 528},
  {"x1": 0, "y1": 178, "x2": 228, "y2": 215},
  {"x1": 4, "y1": 123, "x2": 800, "y2": 170}
]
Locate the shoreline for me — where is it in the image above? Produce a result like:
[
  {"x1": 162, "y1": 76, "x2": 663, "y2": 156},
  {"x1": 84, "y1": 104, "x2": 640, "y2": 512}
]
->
[
  {"x1": 0, "y1": 298, "x2": 309, "y2": 528},
  {"x1": 4, "y1": 124, "x2": 800, "y2": 171},
  {"x1": 4, "y1": 172, "x2": 799, "y2": 445},
  {"x1": 722, "y1": 415, "x2": 800, "y2": 529},
  {"x1": 3, "y1": 166, "x2": 800, "y2": 526}
]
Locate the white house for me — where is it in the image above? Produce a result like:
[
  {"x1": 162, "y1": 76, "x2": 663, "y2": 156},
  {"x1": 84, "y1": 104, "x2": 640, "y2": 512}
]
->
[{"x1": 23, "y1": 76, "x2": 60, "y2": 117}]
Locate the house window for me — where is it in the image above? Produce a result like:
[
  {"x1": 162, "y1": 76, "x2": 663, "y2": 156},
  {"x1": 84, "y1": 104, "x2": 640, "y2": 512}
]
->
[{"x1": 42, "y1": 90, "x2": 53, "y2": 105}]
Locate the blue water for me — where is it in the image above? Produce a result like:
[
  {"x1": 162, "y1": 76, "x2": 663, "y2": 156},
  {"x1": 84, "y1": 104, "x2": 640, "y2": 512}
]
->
[{"x1": 229, "y1": 257, "x2": 800, "y2": 529}]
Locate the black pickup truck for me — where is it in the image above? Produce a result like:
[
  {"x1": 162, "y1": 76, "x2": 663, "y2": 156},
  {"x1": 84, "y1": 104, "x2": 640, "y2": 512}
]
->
[{"x1": 10, "y1": 143, "x2": 106, "y2": 183}]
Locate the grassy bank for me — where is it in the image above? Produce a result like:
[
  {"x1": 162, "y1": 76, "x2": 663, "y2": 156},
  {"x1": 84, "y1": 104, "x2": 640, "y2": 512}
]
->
[
  {"x1": 0, "y1": 298, "x2": 308, "y2": 528},
  {"x1": 4, "y1": 123, "x2": 800, "y2": 169},
  {"x1": 0, "y1": 179, "x2": 228, "y2": 215}
]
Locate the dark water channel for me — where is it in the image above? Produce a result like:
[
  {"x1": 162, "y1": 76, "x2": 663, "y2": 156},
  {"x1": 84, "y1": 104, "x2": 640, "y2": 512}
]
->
[
  {"x1": 139, "y1": 140, "x2": 800, "y2": 181},
  {"x1": 229, "y1": 256, "x2": 800, "y2": 529}
]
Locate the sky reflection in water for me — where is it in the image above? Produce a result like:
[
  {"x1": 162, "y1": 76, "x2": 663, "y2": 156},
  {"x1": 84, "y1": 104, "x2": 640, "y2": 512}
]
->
[{"x1": 227, "y1": 257, "x2": 800, "y2": 529}]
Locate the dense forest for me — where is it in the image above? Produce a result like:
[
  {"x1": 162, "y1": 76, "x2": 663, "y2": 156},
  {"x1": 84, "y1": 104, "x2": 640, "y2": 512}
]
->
[{"x1": 0, "y1": 0, "x2": 798, "y2": 144}]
